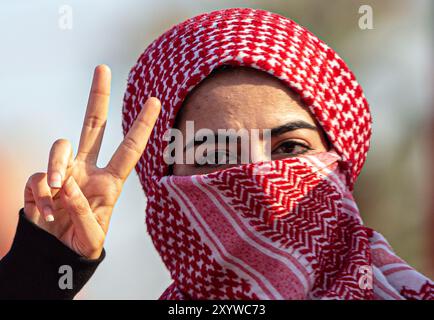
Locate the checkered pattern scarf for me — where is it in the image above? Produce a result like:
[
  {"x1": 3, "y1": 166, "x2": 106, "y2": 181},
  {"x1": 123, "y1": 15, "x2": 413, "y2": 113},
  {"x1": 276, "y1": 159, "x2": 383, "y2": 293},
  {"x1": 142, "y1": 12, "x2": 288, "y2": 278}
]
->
[{"x1": 122, "y1": 8, "x2": 433, "y2": 299}]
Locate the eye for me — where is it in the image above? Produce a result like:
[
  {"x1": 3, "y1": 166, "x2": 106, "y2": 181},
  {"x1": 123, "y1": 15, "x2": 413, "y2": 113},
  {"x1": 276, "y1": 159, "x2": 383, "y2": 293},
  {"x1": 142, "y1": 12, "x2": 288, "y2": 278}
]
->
[
  {"x1": 272, "y1": 140, "x2": 312, "y2": 157},
  {"x1": 194, "y1": 149, "x2": 238, "y2": 167}
]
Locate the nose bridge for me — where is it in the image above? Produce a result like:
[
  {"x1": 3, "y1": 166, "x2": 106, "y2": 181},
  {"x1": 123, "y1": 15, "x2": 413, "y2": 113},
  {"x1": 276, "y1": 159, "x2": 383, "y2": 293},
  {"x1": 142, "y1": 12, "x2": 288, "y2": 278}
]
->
[
  {"x1": 250, "y1": 144, "x2": 268, "y2": 163},
  {"x1": 226, "y1": 127, "x2": 266, "y2": 164}
]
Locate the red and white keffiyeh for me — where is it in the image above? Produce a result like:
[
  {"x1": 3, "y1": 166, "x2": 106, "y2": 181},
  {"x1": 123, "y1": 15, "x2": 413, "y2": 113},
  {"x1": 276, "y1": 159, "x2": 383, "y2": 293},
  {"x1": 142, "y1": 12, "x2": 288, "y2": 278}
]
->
[{"x1": 122, "y1": 8, "x2": 434, "y2": 299}]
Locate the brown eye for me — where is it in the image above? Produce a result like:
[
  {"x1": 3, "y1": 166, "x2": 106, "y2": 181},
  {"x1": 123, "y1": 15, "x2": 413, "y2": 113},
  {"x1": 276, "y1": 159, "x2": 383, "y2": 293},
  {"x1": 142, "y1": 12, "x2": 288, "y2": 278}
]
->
[{"x1": 273, "y1": 141, "x2": 312, "y2": 157}]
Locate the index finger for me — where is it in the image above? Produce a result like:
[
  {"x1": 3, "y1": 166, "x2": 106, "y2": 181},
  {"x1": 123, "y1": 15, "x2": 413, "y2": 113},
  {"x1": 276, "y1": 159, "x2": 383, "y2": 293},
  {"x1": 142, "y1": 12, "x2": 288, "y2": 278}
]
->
[
  {"x1": 105, "y1": 97, "x2": 161, "y2": 181},
  {"x1": 76, "y1": 65, "x2": 111, "y2": 163}
]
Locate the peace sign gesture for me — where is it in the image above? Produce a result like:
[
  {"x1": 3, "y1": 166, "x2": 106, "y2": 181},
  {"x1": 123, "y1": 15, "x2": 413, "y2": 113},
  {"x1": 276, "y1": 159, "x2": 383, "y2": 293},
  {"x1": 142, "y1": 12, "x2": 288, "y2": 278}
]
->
[{"x1": 24, "y1": 65, "x2": 161, "y2": 259}]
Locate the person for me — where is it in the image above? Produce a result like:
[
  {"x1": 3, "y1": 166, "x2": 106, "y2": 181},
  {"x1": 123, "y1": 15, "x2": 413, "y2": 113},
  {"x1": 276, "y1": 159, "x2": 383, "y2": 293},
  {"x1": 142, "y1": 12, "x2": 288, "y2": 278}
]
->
[{"x1": 0, "y1": 8, "x2": 433, "y2": 300}]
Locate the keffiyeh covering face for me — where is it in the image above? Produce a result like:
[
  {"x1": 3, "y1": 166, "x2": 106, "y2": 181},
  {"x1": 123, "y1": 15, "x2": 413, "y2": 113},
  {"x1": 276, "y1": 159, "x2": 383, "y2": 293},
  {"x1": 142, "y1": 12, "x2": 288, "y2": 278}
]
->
[{"x1": 122, "y1": 8, "x2": 434, "y2": 299}]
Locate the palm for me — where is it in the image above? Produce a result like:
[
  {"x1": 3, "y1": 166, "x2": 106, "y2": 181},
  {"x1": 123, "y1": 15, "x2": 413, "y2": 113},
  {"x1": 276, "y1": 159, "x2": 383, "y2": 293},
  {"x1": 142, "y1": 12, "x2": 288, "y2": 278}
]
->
[
  {"x1": 24, "y1": 65, "x2": 161, "y2": 259},
  {"x1": 28, "y1": 165, "x2": 118, "y2": 250}
]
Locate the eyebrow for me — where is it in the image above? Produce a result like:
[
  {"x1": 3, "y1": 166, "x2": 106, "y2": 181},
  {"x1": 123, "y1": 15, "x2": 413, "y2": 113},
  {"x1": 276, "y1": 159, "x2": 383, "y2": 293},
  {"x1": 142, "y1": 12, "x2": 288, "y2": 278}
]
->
[
  {"x1": 270, "y1": 120, "x2": 317, "y2": 136},
  {"x1": 183, "y1": 120, "x2": 318, "y2": 152}
]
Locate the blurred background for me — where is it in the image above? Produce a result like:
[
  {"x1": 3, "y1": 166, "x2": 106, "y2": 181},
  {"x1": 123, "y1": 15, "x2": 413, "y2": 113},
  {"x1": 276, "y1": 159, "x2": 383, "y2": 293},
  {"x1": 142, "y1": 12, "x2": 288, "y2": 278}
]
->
[{"x1": 0, "y1": 0, "x2": 433, "y2": 299}]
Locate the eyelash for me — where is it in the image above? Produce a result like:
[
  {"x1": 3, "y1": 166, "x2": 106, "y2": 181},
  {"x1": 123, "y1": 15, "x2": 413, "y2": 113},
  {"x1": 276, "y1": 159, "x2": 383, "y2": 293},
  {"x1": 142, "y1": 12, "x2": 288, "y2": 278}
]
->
[
  {"x1": 272, "y1": 140, "x2": 312, "y2": 156},
  {"x1": 193, "y1": 140, "x2": 312, "y2": 168}
]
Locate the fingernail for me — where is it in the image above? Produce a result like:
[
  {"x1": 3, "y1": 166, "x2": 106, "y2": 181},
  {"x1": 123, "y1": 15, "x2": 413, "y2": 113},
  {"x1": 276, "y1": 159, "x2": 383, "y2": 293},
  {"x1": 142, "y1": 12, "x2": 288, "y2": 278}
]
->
[
  {"x1": 50, "y1": 172, "x2": 62, "y2": 188},
  {"x1": 43, "y1": 206, "x2": 55, "y2": 222}
]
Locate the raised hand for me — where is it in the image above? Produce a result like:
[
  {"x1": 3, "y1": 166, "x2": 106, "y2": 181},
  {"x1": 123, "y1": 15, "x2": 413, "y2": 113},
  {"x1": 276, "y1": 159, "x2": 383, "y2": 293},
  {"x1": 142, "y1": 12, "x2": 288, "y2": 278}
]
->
[{"x1": 24, "y1": 65, "x2": 161, "y2": 259}]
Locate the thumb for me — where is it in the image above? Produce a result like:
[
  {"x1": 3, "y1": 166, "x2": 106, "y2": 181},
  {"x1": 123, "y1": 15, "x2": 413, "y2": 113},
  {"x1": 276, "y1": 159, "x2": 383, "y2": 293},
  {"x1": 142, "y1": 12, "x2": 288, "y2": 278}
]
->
[{"x1": 61, "y1": 176, "x2": 104, "y2": 259}]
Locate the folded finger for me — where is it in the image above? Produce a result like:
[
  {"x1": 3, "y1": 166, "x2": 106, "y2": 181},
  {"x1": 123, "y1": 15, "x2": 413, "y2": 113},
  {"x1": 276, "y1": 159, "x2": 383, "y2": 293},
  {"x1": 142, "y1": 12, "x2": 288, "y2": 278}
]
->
[
  {"x1": 61, "y1": 176, "x2": 104, "y2": 258},
  {"x1": 47, "y1": 139, "x2": 73, "y2": 189},
  {"x1": 28, "y1": 173, "x2": 55, "y2": 222}
]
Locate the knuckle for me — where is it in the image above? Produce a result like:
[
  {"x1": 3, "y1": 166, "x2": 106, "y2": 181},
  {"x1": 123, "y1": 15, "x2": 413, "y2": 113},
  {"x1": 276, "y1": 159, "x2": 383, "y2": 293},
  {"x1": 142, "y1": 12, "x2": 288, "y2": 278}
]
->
[
  {"x1": 53, "y1": 138, "x2": 71, "y2": 149},
  {"x1": 105, "y1": 163, "x2": 124, "y2": 181},
  {"x1": 49, "y1": 139, "x2": 72, "y2": 169},
  {"x1": 84, "y1": 114, "x2": 106, "y2": 129},
  {"x1": 28, "y1": 172, "x2": 46, "y2": 185},
  {"x1": 36, "y1": 194, "x2": 50, "y2": 205},
  {"x1": 70, "y1": 199, "x2": 88, "y2": 214},
  {"x1": 50, "y1": 157, "x2": 68, "y2": 170},
  {"x1": 122, "y1": 136, "x2": 141, "y2": 155},
  {"x1": 136, "y1": 114, "x2": 155, "y2": 130},
  {"x1": 91, "y1": 88, "x2": 110, "y2": 97},
  {"x1": 49, "y1": 157, "x2": 64, "y2": 167}
]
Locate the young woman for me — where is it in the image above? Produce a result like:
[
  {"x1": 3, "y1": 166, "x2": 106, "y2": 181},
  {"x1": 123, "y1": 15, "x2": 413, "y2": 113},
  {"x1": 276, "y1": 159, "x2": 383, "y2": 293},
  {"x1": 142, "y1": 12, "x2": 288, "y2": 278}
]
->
[{"x1": 0, "y1": 8, "x2": 432, "y2": 300}]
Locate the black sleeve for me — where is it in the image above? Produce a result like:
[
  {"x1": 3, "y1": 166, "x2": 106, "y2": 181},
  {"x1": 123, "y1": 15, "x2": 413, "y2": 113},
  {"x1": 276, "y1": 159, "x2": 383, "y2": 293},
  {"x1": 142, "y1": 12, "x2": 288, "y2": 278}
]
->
[{"x1": 0, "y1": 209, "x2": 105, "y2": 300}]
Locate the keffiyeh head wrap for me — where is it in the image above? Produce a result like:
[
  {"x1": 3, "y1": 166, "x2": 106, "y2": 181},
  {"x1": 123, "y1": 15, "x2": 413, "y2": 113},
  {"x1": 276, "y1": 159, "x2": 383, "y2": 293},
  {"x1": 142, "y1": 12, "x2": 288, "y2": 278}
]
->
[{"x1": 122, "y1": 8, "x2": 433, "y2": 300}]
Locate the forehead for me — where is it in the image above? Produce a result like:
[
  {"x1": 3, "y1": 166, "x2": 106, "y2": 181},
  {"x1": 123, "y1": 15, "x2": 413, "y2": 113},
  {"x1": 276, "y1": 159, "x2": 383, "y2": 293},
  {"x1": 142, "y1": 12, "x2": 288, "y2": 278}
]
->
[{"x1": 176, "y1": 67, "x2": 316, "y2": 131}]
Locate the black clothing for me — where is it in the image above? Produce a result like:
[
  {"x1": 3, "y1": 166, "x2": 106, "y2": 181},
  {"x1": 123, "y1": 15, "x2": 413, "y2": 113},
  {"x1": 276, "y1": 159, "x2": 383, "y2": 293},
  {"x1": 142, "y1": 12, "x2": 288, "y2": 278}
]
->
[{"x1": 0, "y1": 209, "x2": 104, "y2": 299}]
